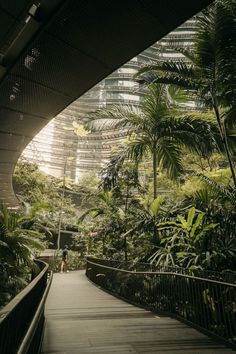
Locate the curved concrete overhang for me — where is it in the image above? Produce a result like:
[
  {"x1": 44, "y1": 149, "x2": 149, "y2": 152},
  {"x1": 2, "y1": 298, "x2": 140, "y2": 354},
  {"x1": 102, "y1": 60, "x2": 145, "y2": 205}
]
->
[{"x1": 0, "y1": 0, "x2": 213, "y2": 207}]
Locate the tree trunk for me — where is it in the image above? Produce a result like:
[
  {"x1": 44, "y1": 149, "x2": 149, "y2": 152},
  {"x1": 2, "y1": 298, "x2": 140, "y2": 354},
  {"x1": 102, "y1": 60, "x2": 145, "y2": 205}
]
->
[
  {"x1": 124, "y1": 236, "x2": 127, "y2": 262},
  {"x1": 57, "y1": 160, "x2": 66, "y2": 250},
  {"x1": 152, "y1": 149, "x2": 159, "y2": 244},
  {"x1": 124, "y1": 186, "x2": 129, "y2": 262},
  {"x1": 102, "y1": 235, "x2": 105, "y2": 255},
  {"x1": 153, "y1": 150, "x2": 158, "y2": 200},
  {"x1": 212, "y1": 101, "x2": 236, "y2": 188}
]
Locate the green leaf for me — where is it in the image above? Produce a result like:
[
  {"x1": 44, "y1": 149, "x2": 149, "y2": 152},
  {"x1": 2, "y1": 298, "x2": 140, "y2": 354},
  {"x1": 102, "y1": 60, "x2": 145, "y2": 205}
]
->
[
  {"x1": 177, "y1": 214, "x2": 188, "y2": 229},
  {"x1": 186, "y1": 207, "x2": 196, "y2": 230},
  {"x1": 194, "y1": 223, "x2": 219, "y2": 242},
  {"x1": 190, "y1": 213, "x2": 204, "y2": 237},
  {"x1": 150, "y1": 196, "x2": 165, "y2": 217}
]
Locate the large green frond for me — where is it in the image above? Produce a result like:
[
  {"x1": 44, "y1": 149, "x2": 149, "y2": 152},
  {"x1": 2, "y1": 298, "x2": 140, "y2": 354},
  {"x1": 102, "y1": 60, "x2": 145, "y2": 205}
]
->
[
  {"x1": 195, "y1": 1, "x2": 236, "y2": 103},
  {"x1": 174, "y1": 47, "x2": 196, "y2": 63},
  {"x1": 136, "y1": 62, "x2": 198, "y2": 91},
  {"x1": 141, "y1": 84, "x2": 172, "y2": 127},
  {"x1": 100, "y1": 140, "x2": 149, "y2": 190},
  {"x1": 126, "y1": 138, "x2": 150, "y2": 161},
  {"x1": 86, "y1": 106, "x2": 143, "y2": 132},
  {"x1": 157, "y1": 139, "x2": 183, "y2": 179},
  {"x1": 158, "y1": 113, "x2": 218, "y2": 157},
  {"x1": 150, "y1": 196, "x2": 166, "y2": 217},
  {"x1": 194, "y1": 173, "x2": 236, "y2": 204}
]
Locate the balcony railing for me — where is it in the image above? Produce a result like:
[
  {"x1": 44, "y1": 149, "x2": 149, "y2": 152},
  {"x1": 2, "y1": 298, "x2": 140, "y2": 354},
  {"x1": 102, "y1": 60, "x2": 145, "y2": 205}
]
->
[{"x1": 86, "y1": 257, "x2": 236, "y2": 349}]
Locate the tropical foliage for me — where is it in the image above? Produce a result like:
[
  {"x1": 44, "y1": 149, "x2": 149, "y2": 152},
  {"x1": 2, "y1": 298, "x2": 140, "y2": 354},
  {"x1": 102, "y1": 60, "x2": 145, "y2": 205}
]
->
[
  {"x1": 14, "y1": 161, "x2": 80, "y2": 245},
  {"x1": 150, "y1": 207, "x2": 218, "y2": 267},
  {"x1": 136, "y1": 0, "x2": 236, "y2": 187},
  {"x1": 76, "y1": 0, "x2": 236, "y2": 278},
  {"x1": 87, "y1": 84, "x2": 218, "y2": 199},
  {"x1": 3, "y1": 0, "x2": 236, "y2": 310},
  {"x1": 0, "y1": 206, "x2": 45, "y2": 307}
]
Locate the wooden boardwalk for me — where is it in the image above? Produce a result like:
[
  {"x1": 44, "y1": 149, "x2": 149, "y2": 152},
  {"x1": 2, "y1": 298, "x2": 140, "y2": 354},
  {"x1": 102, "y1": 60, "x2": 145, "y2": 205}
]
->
[{"x1": 42, "y1": 271, "x2": 234, "y2": 354}]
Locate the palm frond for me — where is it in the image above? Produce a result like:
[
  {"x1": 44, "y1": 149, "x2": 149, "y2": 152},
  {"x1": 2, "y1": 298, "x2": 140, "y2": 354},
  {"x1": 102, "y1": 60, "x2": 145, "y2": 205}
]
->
[
  {"x1": 100, "y1": 147, "x2": 129, "y2": 190},
  {"x1": 174, "y1": 47, "x2": 196, "y2": 62},
  {"x1": 136, "y1": 62, "x2": 198, "y2": 91},
  {"x1": 163, "y1": 114, "x2": 218, "y2": 156},
  {"x1": 100, "y1": 139, "x2": 150, "y2": 190},
  {"x1": 193, "y1": 173, "x2": 236, "y2": 204},
  {"x1": 86, "y1": 106, "x2": 143, "y2": 132},
  {"x1": 157, "y1": 139, "x2": 183, "y2": 179},
  {"x1": 126, "y1": 138, "x2": 150, "y2": 161}
]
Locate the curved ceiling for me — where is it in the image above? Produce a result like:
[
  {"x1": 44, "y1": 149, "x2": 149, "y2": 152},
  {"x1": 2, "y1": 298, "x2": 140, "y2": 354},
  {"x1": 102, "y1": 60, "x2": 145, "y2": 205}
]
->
[{"x1": 0, "y1": 0, "x2": 213, "y2": 207}]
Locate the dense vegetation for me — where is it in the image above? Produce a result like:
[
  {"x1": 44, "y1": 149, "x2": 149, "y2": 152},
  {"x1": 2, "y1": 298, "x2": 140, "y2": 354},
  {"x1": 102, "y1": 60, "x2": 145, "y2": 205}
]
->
[
  {"x1": 80, "y1": 0, "x2": 236, "y2": 275},
  {"x1": 0, "y1": 204, "x2": 45, "y2": 307},
  {"x1": 1, "y1": 0, "x2": 236, "y2": 308}
]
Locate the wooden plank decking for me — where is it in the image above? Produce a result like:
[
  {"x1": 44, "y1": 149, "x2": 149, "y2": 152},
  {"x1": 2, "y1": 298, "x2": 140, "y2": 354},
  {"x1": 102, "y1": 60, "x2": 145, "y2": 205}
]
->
[{"x1": 42, "y1": 271, "x2": 234, "y2": 354}]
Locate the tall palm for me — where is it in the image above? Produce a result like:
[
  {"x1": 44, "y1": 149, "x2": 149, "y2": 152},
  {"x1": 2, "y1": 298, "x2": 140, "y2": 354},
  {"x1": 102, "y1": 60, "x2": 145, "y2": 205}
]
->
[
  {"x1": 137, "y1": 0, "x2": 236, "y2": 186},
  {"x1": 87, "y1": 84, "x2": 217, "y2": 200}
]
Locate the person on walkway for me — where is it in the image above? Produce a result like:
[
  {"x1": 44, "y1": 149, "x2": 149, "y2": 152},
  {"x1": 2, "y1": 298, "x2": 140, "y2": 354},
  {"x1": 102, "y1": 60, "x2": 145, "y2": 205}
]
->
[{"x1": 60, "y1": 245, "x2": 69, "y2": 273}]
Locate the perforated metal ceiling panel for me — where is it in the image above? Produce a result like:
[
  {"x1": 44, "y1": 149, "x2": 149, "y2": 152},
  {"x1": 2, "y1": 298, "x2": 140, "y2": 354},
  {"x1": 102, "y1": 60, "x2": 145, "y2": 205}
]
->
[{"x1": 0, "y1": 0, "x2": 214, "y2": 206}]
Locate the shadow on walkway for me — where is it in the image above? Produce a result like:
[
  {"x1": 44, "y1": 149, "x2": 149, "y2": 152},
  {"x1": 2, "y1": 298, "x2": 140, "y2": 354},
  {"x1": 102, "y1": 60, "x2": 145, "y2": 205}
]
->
[{"x1": 42, "y1": 271, "x2": 234, "y2": 354}]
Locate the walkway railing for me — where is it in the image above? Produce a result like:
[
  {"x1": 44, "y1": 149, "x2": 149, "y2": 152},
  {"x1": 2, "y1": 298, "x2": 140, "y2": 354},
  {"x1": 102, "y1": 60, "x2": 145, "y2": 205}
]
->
[
  {"x1": 89, "y1": 258, "x2": 236, "y2": 284},
  {"x1": 86, "y1": 257, "x2": 236, "y2": 348},
  {"x1": 0, "y1": 260, "x2": 53, "y2": 354}
]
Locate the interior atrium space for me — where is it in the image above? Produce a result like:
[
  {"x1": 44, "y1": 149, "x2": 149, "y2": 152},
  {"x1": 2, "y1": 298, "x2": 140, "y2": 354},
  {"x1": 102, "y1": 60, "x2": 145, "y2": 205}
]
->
[{"x1": 22, "y1": 18, "x2": 196, "y2": 181}]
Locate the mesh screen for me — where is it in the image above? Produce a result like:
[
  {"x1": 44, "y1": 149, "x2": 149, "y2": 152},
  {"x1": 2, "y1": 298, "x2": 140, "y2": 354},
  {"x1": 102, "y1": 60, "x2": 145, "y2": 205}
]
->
[
  {"x1": 12, "y1": 33, "x2": 111, "y2": 99},
  {"x1": 0, "y1": 1, "x2": 36, "y2": 52},
  {"x1": 0, "y1": 107, "x2": 48, "y2": 136},
  {"x1": 0, "y1": 74, "x2": 72, "y2": 117}
]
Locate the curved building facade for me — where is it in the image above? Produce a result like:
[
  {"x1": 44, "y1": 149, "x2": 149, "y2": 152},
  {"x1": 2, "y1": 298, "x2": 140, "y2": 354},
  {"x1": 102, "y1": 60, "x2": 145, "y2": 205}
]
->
[{"x1": 22, "y1": 18, "x2": 196, "y2": 181}]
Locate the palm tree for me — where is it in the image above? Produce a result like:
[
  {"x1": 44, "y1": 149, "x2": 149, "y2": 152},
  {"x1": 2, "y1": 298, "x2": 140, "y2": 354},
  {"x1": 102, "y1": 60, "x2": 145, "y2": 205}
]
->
[
  {"x1": 87, "y1": 84, "x2": 217, "y2": 200},
  {"x1": 136, "y1": 0, "x2": 236, "y2": 186}
]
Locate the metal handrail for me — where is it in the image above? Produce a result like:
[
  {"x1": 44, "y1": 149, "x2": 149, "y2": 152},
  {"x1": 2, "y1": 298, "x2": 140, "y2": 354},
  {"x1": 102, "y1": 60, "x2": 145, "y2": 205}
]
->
[
  {"x1": 87, "y1": 258, "x2": 236, "y2": 286},
  {"x1": 88, "y1": 257, "x2": 236, "y2": 283},
  {"x1": 0, "y1": 260, "x2": 53, "y2": 354},
  {"x1": 86, "y1": 257, "x2": 236, "y2": 349},
  {"x1": 17, "y1": 270, "x2": 53, "y2": 354}
]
